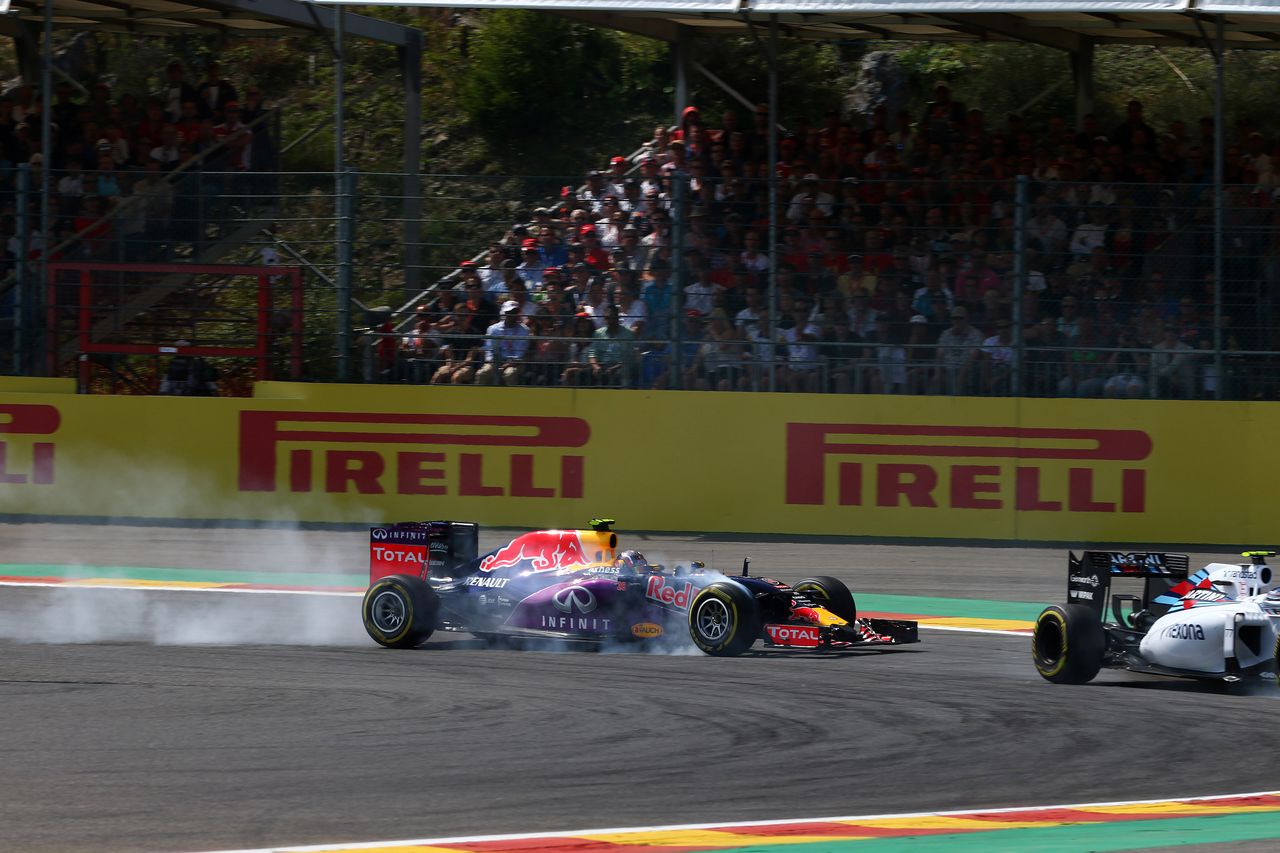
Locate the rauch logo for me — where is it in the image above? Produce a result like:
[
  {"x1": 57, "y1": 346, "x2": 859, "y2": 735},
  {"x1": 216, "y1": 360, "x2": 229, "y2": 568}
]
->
[
  {"x1": 238, "y1": 411, "x2": 589, "y2": 497},
  {"x1": 0, "y1": 404, "x2": 59, "y2": 485},
  {"x1": 785, "y1": 424, "x2": 1150, "y2": 513}
]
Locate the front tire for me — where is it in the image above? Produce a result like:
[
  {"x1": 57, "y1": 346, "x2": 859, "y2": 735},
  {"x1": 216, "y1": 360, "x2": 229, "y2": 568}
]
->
[
  {"x1": 688, "y1": 582, "x2": 761, "y2": 657},
  {"x1": 793, "y1": 576, "x2": 857, "y2": 622},
  {"x1": 363, "y1": 575, "x2": 438, "y2": 649},
  {"x1": 1032, "y1": 603, "x2": 1104, "y2": 684}
]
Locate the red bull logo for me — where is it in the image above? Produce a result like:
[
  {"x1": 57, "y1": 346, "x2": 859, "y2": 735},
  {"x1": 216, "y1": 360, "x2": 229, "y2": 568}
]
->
[
  {"x1": 0, "y1": 404, "x2": 59, "y2": 485},
  {"x1": 786, "y1": 423, "x2": 1151, "y2": 513},
  {"x1": 480, "y1": 531, "x2": 597, "y2": 573},
  {"x1": 238, "y1": 411, "x2": 589, "y2": 497},
  {"x1": 645, "y1": 576, "x2": 695, "y2": 610}
]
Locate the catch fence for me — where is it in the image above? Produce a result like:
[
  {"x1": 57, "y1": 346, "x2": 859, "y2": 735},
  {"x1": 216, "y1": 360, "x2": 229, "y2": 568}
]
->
[{"x1": 3, "y1": 168, "x2": 1278, "y2": 400}]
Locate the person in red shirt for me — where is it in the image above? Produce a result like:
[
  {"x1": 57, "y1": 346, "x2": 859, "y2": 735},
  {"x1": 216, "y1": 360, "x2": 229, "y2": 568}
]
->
[
  {"x1": 134, "y1": 98, "x2": 169, "y2": 152},
  {"x1": 579, "y1": 226, "x2": 611, "y2": 271},
  {"x1": 73, "y1": 195, "x2": 113, "y2": 260},
  {"x1": 820, "y1": 228, "x2": 852, "y2": 277},
  {"x1": 861, "y1": 229, "x2": 894, "y2": 274},
  {"x1": 175, "y1": 99, "x2": 201, "y2": 145}
]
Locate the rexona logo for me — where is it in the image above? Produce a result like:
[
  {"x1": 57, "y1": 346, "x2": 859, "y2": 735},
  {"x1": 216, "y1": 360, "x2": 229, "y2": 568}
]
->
[
  {"x1": 785, "y1": 423, "x2": 1151, "y2": 513},
  {"x1": 0, "y1": 404, "x2": 59, "y2": 485},
  {"x1": 645, "y1": 576, "x2": 694, "y2": 610},
  {"x1": 238, "y1": 411, "x2": 589, "y2": 497},
  {"x1": 1162, "y1": 623, "x2": 1206, "y2": 640}
]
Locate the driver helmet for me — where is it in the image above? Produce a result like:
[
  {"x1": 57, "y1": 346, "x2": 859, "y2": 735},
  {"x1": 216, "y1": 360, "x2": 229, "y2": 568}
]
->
[{"x1": 614, "y1": 549, "x2": 648, "y2": 574}]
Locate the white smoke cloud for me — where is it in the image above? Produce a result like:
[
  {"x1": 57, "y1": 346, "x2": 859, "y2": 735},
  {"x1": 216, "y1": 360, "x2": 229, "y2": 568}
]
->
[{"x1": 0, "y1": 587, "x2": 366, "y2": 646}]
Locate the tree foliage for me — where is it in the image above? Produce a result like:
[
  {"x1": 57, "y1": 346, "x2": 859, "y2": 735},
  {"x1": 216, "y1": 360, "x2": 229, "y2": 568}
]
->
[
  {"x1": 681, "y1": 36, "x2": 846, "y2": 127},
  {"x1": 457, "y1": 10, "x2": 667, "y2": 174}
]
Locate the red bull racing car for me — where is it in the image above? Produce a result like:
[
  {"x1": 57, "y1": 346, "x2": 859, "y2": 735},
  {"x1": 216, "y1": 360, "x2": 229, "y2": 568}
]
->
[{"x1": 362, "y1": 519, "x2": 918, "y2": 656}]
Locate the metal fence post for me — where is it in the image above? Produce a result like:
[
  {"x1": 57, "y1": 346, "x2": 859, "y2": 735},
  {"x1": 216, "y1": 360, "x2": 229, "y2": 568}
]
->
[
  {"x1": 671, "y1": 174, "x2": 686, "y2": 390},
  {"x1": 39, "y1": 0, "x2": 53, "y2": 377},
  {"x1": 14, "y1": 163, "x2": 30, "y2": 375},
  {"x1": 1212, "y1": 15, "x2": 1225, "y2": 400},
  {"x1": 337, "y1": 167, "x2": 356, "y2": 381},
  {"x1": 1012, "y1": 174, "x2": 1028, "y2": 397}
]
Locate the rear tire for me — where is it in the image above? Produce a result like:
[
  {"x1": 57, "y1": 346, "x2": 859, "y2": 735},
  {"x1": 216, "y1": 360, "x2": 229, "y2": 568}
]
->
[
  {"x1": 793, "y1": 576, "x2": 857, "y2": 622},
  {"x1": 1032, "y1": 603, "x2": 1104, "y2": 684},
  {"x1": 363, "y1": 575, "x2": 438, "y2": 649},
  {"x1": 688, "y1": 582, "x2": 761, "y2": 657}
]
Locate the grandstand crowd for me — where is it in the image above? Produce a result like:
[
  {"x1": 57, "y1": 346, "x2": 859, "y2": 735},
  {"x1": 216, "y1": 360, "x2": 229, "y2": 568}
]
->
[
  {"x1": 0, "y1": 59, "x2": 277, "y2": 270},
  {"x1": 400, "y1": 89, "x2": 1271, "y2": 397}
]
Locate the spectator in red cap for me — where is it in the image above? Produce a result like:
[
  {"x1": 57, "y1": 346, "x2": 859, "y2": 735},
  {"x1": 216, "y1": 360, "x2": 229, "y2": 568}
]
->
[
  {"x1": 579, "y1": 225, "x2": 610, "y2": 270},
  {"x1": 607, "y1": 155, "x2": 628, "y2": 197},
  {"x1": 516, "y1": 238, "x2": 545, "y2": 287}
]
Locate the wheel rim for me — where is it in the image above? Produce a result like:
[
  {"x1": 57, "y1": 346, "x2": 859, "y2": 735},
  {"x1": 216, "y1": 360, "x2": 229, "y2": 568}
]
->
[
  {"x1": 695, "y1": 597, "x2": 732, "y2": 642},
  {"x1": 796, "y1": 584, "x2": 828, "y2": 600},
  {"x1": 370, "y1": 589, "x2": 408, "y2": 634},
  {"x1": 1034, "y1": 615, "x2": 1065, "y2": 667}
]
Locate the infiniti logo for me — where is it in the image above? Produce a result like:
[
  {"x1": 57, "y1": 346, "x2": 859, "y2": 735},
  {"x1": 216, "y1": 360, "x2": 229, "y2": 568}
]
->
[
  {"x1": 371, "y1": 528, "x2": 389, "y2": 540},
  {"x1": 552, "y1": 585, "x2": 596, "y2": 614}
]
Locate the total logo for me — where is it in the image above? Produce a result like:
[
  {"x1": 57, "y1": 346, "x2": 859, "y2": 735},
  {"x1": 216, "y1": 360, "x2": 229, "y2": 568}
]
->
[
  {"x1": 371, "y1": 546, "x2": 422, "y2": 564},
  {"x1": 765, "y1": 624, "x2": 821, "y2": 647},
  {"x1": 645, "y1": 576, "x2": 694, "y2": 610},
  {"x1": 552, "y1": 585, "x2": 596, "y2": 614}
]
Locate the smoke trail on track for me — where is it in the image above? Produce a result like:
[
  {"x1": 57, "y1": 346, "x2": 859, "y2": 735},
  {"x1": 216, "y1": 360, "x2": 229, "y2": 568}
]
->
[{"x1": 0, "y1": 525, "x2": 369, "y2": 646}]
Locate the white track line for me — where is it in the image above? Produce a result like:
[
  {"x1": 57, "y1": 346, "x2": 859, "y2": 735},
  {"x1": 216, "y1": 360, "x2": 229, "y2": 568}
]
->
[
  {"x1": 189, "y1": 789, "x2": 1280, "y2": 853},
  {"x1": 0, "y1": 580, "x2": 361, "y2": 597},
  {"x1": 0, "y1": 580, "x2": 1032, "y2": 633}
]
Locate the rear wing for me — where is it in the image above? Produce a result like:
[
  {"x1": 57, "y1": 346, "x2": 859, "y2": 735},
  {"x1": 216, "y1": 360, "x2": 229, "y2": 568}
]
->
[
  {"x1": 369, "y1": 521, "x2": 479, "y2": 583},
  {"x1": 1068, "y1": 551, "x2": 1190, "y2": 619}
]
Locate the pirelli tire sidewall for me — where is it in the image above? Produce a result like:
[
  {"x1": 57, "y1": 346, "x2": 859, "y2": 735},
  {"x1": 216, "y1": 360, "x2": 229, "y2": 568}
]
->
[
  {"x1": 362, "y1": 574, "x2": 438, "y2": 649},
  {"x1": 1033, "y1": 602, "x2": 1105, "y2": 685},
  {"x1": 688, "y1": 582, "x2": 761, "y2": 657}
]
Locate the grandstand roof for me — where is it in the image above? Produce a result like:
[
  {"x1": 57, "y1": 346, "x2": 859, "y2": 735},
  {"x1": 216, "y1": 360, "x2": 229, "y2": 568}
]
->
[
  {"x1": 4, "y1": 0, "x2": 416, "y2": 45},
  {"x1": 325, "y1": 0, "x2": 1280, "y2": 50}
]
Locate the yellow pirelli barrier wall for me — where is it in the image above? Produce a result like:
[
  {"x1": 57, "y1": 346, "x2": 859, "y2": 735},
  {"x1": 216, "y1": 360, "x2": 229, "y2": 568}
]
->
[{"x1": 0, "y1": 379, "x2": 1275, "y2": 544}]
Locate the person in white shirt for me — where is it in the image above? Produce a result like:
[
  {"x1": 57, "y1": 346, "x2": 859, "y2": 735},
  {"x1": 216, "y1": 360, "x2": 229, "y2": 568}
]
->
[
  {"x1": 478, "y1": 246, "x2": 508, "y2": 298},
  {"x1": 618, "y1": 282, "x2": 648, "y2": 337},
  {"x1": 786, "y1": 174, "x2": 835, "y2": 222},
  {"x1": 848, "y1": 292, "x2": 878, "y2": 338},
  {"x1": 579, "y1": 279, "x2": 609, "y2": 330},
  {"x1": 781, "y1": 297, "x2": 823, "y2": 392},
  {"x1": 735, "y1": 286, "x2": 766, "y2": 335},
  {"x1": 475, "y1": 301, "x2": 530, "y2": 386},
  {"x1": 981, "y1": 318, "x2": 1017, "y2": 394},
  {"x1": 1068, "y1": 204, "x2": 1110, "y2": 259},
  {"x1": 739, "y1": 229, "x2": 770, "y2": 274}
]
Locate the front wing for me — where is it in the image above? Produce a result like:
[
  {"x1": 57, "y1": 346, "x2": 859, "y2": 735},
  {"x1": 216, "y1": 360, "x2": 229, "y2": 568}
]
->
[{"x1": 763, "y1": 617, "x2": 919, "y2": 649}]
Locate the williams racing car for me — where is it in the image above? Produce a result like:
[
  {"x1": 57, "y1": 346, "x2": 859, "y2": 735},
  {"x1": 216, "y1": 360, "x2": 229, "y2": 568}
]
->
[
  {"x1": 361, "y1": 519, "x2": 918, "y2": 656},
  {"x1": 1033, "y1": 550, "x2": 1280, "y2": 684}
]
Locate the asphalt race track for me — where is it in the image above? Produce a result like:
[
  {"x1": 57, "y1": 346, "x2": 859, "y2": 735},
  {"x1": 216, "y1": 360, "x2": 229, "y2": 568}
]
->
[{"x1": 1, "y1": 523, "x2": 1278, "y2": 853}]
